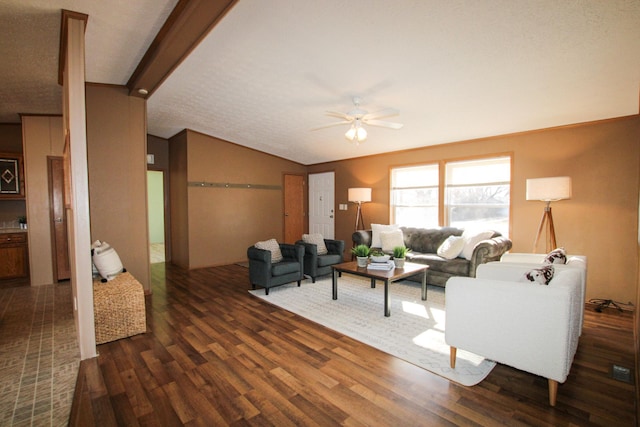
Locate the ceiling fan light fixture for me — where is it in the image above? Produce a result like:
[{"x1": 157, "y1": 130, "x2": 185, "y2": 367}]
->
[{"x1": 345, "y1": 122, "x2": 367, "y2": 142}]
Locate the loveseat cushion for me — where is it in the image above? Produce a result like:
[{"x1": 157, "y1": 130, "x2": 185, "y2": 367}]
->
[
  {"x1": 272, "y1": 260, "x2": 300, "y2": 276},
  {"x1": 407, "y1": 252, "x2": 470, "y2": 276}
]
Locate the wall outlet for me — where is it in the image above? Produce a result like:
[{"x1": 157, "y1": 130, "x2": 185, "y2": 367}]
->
[{"x1": 147, "y1": 154, "x2": 155, "y2": 164}]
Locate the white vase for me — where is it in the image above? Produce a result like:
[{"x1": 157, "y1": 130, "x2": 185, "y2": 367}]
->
[
  {"x1": 393, "y1": 258, "x2": 405, "y2": 268},
  {"x1": 356, "y1": 256, "x2": 368, "y2": 268}
]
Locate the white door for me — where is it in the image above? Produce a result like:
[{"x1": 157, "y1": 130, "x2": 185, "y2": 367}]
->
[{"x1": 308, "y1": 172, "x2": 335, "y2": 239}]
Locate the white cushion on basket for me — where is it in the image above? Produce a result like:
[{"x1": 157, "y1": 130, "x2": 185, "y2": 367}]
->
[
  {"x1": 302, "y1": 233, "x2": 328, "y2": 255},
  {"x1": 92, "y1": 240, "x2": 124, "y2": 281}
]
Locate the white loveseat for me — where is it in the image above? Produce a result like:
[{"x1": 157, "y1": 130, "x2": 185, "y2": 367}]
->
[{"x1": 444, "y1": 262, "x2": 584, "y2": 406}]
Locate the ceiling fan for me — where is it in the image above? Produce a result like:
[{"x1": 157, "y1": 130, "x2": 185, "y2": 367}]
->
[{"x1": 313, "y1": 97, "x2": 404, "y2": 143}]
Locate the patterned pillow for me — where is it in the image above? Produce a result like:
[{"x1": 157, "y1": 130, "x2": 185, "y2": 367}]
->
[
  {"x1": 437, "y1": 236, "x2": 465, "y2": 259},
  {"x1": 544, "y1": 248, "x2": 567, "y2": 264},
  {"x1": 302, "y1": 233, "x2": 328, "y2": 255},
  {"x1": 254, "y1": 238, "x2": 283, "y2": 263},
  {"x1": 380, "y1": 229, "x2": 405, "y2": 253},
  {"x1": 523, "y1": 265, "x2": 554, "y2": 285}
]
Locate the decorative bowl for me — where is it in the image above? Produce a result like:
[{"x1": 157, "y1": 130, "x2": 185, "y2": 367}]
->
[{"x1": 370, "y1": 254, "x2": 391, "y2": 263}]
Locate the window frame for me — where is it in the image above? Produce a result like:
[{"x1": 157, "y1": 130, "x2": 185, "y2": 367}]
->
[{"x1": 389, "y1": 153, "x2": 513, "y2": 236}]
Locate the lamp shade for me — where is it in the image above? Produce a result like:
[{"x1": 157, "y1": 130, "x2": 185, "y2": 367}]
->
[
  {"x1": 348, "y1": 187, "x2": 372, "y2": 203},
  {"x1": 526, "y1": 176, "x2": 572, "y2": 201}
]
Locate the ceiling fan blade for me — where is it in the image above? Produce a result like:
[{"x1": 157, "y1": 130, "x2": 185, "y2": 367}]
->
[
  {"x1": 363, "y1": 108, "x2": 400, "y2": 120},
  {"x1": 363, "y1": 119, "x2": 404, "y2": 129},
  {"x1": 311, "y1": 120, "x2": 352, "y2": 131},
  {"x1": 325, "y1": 110, "x2": 353, "y2": 121}
]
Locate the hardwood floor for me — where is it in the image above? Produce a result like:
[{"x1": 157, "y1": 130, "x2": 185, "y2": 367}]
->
[{"x1": 70, "y1": 262, "x2": 637, "y2": 426}]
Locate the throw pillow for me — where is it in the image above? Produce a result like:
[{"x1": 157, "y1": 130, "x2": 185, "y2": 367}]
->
[
  {"x1": 544, "y1": 247, "x2": 567, "y2": 264},
  {"x1": 437, "y1": 235, "x2": 465, "y2": 259},
  {"x1": 302, "y1": 233, "x2": 328, "y2": 255},
  {"x1": 460, "y1": 230, "x2": 494, "y2": 260},
  {"x1": 371, "y1": 224, "x2": 400, "y2": 248},
  {"x1": 379, "y1": 229, "x2": 405, "y2": 253},
  {"x1": 91, "y1": 240, "x2": 124, "y2": 281},
  {"x1": 255, "y1": 238, "x2": 283, "y2": 263},
  {"x1": 522, "y1": 265, "x2": 554, "y2": 285}
]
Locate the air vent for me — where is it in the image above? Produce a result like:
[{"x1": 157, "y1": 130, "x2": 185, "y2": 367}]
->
[{"x1": 612, "y1": 365, "x2": 633, "y2": 384}]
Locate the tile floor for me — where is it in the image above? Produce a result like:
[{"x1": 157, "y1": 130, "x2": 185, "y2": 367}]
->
[{"x1": 0, "y1": 283, "x2": 79, "y2": 426}]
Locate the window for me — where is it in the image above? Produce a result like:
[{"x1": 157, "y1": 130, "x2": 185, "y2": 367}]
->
[
  {"x1": 445, "y1": 157, "x2": 511, "y2": 236},
  {"x1": 390, "y1": 164, "x2": 439, "y2": 228},
  {"x1": 390, "y1": 156, "x2": 511, "y2": 236}
]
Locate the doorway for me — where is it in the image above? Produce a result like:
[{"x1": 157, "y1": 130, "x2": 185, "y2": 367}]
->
[
  {"x1": 283, "y1": 174, "x2": 305, "y2": 243},
  {"x1": 147, "y1": 170, "x2": 165, "y2": 263},
  {"x1": 48, "y1": 156, "x2": 70, "y2": 281},
  {"x1": 308, "y1": 172, "x2": 335, "y2": 239}
]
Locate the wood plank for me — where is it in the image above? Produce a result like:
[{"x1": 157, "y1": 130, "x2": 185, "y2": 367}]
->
[{"x1": 68, "y1": 263, "x2": 637, "y2": 426}]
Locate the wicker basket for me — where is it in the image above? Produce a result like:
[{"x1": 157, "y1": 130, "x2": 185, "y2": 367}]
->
[{"x1": 93, "y1": 272, "x2": 147, "y2": 345}]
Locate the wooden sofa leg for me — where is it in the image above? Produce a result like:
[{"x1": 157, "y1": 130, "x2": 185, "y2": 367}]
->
[
  {"x1": 312, "y1": 277, "x2": 316, "y2": 283},
  {"x1": 548, "y1": 379, "x2": 558, "y2": 406},
  {"x1": 450, "y1": 347, "x2": 457, "y2": 368},
  {"x1": 265, "y1": 287, "x2": 269, "y2": 295}
]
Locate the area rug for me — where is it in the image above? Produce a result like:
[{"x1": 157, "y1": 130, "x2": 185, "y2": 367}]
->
[{"x1": 249, "y1": 275, "x2": 495, "y2": 386}]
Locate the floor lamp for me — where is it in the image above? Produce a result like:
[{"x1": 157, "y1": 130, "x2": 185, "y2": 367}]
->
[
  {"x1": 348, "y1": 187, "x2": 371, "y2": 231},
  {"x1": 526, "y1": 177, "x2": 572, "y2": 253}
]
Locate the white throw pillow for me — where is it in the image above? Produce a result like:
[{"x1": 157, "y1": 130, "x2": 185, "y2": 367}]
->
[
  {"x1": 379, "y1": 229, "x2": 405, "y2": 253},
  {"x1": 460, "y1": 230, "x2": 494, "y2": 260},
  {"x1": 255, "y1": 238, "x2": 283, "y2": 263},
  {"x1": 302, "y1": 233, "x2": 328, "y2": 255},
  {"x1": 371, "y1": 224, "x2": 400, "y2": 248},
  {"x1": 437, "y1": 236, "x2": 465, "y2": 259},
  {"x1": 91, "y1": 240, "x2": 124, "y2": 281}
]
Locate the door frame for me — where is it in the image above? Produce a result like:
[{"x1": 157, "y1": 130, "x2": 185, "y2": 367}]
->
[
  {"x1": 47, "y1": 155, "x2": 70, "y2": 282},
  {"x1": 147, "y1": 167, "x2": 171, "y2": 263}
]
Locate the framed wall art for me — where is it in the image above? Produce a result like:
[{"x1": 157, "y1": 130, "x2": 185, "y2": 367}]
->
[{"x1": 0, "y1": 153, "x2": 25, "y2": 198}]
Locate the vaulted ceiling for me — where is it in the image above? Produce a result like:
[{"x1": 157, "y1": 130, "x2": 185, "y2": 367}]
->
[{"x1": 3, "y1": 0, "x2": 640, "y2": 164}]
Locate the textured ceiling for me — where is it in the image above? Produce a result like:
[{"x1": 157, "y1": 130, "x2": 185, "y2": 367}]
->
[
  {"x1": 0, "y1": 0, "x2": 177, "y2": 119},
  {"x1": 3, "y1": 0, "x2": 640, "y2": 165}
]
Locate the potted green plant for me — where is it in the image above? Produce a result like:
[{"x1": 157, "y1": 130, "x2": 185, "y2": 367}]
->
[
  {"x1": 393, "y1": 246, "x2": 409, "y2": 268},
  {"x1": 351, "y1": 244, "x2": 371, "y2": 267},
  {"x1": 18, "y1": 215, "x2": 27, "y2": 230}
]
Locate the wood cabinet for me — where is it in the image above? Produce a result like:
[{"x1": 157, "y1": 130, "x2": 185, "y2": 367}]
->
[{"x1": 0, "y1": 233, "x2": 29, "y2": 279}]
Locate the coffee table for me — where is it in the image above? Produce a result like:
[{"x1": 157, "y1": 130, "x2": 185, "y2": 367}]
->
[{"x1": 331, "y1": 261, "x2": 429, "y2": 317}]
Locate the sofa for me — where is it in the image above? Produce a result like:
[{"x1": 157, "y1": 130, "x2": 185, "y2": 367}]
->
[
  {"x1": 352, "y1": 226, "x2": 512, "y2": 286},
  {"x1": 445, "y1": 263, "x2": 583, "y2": 406}
]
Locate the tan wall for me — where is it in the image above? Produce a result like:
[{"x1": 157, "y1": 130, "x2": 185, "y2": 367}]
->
[
  {"x1": 176, "y1": 130, "x2": 307, "y2": 269},
  {"x1": 308, "y1": 116, "x2": 640, "y2": 303},
  {"x1": 85, "y1": 84, "x2": 150, "y2": 291},
  {"x1": 21, "y1": 115, "x2": 64, "y2": 286}
]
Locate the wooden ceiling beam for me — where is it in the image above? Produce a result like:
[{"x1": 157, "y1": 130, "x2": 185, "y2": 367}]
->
[{"x1": 126, "y1": 0, "x2": 238, "y2": 99}]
